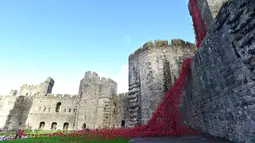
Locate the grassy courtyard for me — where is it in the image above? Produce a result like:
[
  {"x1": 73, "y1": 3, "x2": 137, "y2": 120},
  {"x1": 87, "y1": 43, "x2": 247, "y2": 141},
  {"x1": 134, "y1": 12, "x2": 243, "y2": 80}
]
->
[
  {"x1": 0, "y1": 136, "x2": 129, "y2": 143},
  {"x1": 0, "y1": 130, "x2": 129, "y2": 143}
]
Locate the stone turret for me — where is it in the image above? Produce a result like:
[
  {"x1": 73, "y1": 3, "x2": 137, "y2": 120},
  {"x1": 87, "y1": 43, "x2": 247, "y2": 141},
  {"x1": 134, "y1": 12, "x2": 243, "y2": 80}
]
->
[{"x1": 128, "y1": 39, "x2": 196, "y2": 126}]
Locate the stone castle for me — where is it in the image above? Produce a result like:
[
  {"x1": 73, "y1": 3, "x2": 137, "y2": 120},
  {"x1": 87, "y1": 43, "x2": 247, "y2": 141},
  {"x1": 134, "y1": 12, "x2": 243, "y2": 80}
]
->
[
  {"x1": 0, "y1": 71, "x2": 129, "y2": 130},
  {"x1": 1, "y1": 0, "x2": 255, "y2": 142}
]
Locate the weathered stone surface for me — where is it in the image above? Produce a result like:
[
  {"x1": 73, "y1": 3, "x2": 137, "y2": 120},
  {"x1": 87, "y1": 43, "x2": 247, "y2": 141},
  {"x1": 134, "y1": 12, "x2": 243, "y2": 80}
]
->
[
  {"x1": 182, "y1": 0, "x2": 255, "y2": 142},
  {"x1": 4, "y1": 96, "x2": 32, "y2": 130},
  {"x1": 128, "y1": 39, "x2": 196, "y2": 127}
]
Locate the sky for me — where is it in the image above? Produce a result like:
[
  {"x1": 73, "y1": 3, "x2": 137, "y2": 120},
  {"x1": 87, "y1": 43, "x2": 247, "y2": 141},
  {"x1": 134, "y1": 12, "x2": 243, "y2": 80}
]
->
[{"x1": 0, "y1": 0, "x2": 195, "y2": 95}]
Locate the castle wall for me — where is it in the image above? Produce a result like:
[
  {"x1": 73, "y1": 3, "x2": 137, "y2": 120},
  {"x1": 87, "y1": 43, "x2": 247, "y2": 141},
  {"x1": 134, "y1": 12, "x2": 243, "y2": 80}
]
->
[
  {"x1": 182, "y1": 0, "x2": 255, "y2": 142},
  {"x1": 4, "y1": 96, "x2": 32, "y2": 130},
  {"x1": 128, "y1": 40, "x2": 196, "y2": 126},
  {"x1": 25, "y1": 95, "x2": 78, "y2": 130}
]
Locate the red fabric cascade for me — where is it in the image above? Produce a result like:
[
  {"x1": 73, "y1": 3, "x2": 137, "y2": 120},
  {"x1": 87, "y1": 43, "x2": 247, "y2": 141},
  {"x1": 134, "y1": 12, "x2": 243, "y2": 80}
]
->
[
  {"x1": 61, "y1": 57, "x2": 196, "y2": 139},
  {"x1": 189, "y1": 0, "x2": 207, "y2": 48}
]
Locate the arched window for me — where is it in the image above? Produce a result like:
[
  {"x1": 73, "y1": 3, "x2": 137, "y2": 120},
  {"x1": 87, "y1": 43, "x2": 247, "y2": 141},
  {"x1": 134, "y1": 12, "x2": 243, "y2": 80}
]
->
[
  {"x1": 63, "y1": 122, "x2": 69, "y2": 130},
  {"x1": 55, "y1": 102, "x2": 61, "y2": 112},
  {"x1": 82, "y1": 123, "x2": 86, "y2": 129},
  {"x1": 51, "y1": 122, "x2": 57, "y2": 130},
  {"x1": 39, "y1": 122, "x2": 45, "y2": 129}
]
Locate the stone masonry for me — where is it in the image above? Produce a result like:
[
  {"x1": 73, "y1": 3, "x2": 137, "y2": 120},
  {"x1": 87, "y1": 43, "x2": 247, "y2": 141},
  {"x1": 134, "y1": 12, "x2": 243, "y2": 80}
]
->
[
  {"x1": 182, "y1": 0, "x2": 255, "y2": 142},
  {"x1": 0, "y1": 72, "x2": 128, "y2": 130},
  {"x1": 128, "y1": 39, "x2": 196, "y2": 127}
]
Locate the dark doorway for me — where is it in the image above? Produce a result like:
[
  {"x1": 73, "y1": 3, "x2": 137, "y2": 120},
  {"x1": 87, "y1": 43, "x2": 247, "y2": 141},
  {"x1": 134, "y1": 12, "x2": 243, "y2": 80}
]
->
[
  {"x1": 51, "y1": 122, "x2": 57, "y2": 130},
  {"x1": 63, "y1": 122, "x2": 69, "y2": 130},
  {"x1": 39, "y1": 122, "x2": 45, "y2": 129},
  {"x1": 121, "y1": 120, "x2": 125, "y2": 128},
  {"x1": 82, "y1": 123, "x2": 86, "y2": 129}
]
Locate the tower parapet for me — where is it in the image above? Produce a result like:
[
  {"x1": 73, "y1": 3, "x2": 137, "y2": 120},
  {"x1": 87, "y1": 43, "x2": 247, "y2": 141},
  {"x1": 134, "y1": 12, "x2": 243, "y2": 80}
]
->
[{"x1": 129, "y1": 39, "x2": 196, "y2": 60}]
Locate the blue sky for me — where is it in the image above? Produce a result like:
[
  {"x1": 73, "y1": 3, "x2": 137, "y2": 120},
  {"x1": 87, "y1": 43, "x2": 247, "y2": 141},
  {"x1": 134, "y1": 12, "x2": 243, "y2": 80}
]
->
[{"x1": 0, "y1": 0, "x2": 194, "y2": 95}]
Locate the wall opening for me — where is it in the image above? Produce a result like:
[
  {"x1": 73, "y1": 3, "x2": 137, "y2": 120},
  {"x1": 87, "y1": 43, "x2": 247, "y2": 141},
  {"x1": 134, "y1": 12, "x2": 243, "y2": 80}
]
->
[
  {"x1": 55, "y1": 102, "x2": 62, "y2": 112},
  {"x1": 121, "y1": 120, "x2": 125, "y2": 128},
  {"x1": 82, "y1": 123, "x2": 86, "y2": 129},
  {"x1": 39, "y1": 122, "x2": 45, "y2": 130},
  {"x1": 51, "y1": 122, "x2": 57, "y2": 130},
  {"x1": 63, "y1": 122, "x2": 69, "y2": 130}
]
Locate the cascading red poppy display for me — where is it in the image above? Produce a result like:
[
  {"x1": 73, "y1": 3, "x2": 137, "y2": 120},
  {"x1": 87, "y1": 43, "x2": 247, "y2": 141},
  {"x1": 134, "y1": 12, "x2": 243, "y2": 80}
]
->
[
  {"x1": 26, "y1": 0, "x2": 208, "y2": 140},
  {"x1": 189, "y1": 0, "x2": 207, "y2": 48},
  {"x1": 68, "y1": 57, "x2": 196, "y2": 139}
]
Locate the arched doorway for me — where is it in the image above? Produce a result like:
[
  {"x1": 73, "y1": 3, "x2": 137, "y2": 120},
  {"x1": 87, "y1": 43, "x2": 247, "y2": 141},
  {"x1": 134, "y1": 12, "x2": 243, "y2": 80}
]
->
[
  {"x1": 55, "y1": 102, "x2": 61, "y2": 112},
  {"x1": 39, "y1": 122, "x2": 45, "y2": 129},
  {"x1": 82, "y1": 123, "x2": 86, "y2": 129},
  {"x1": 63, "y1": 122, "x2": 69, "y2": 130},
  {"x1": 51, "y1": 122, "x2": 57, "y2": 130}
]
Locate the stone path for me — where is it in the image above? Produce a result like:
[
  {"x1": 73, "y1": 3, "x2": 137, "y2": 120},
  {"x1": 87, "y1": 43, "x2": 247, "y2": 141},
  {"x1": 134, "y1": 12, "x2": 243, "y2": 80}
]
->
[{"x1": 129, "y1": 133, "x2": 234, "y2": 143}]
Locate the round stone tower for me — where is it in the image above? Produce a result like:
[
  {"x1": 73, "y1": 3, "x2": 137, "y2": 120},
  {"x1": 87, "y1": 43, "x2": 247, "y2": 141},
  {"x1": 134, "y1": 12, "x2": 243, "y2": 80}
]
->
[{"x1": 128, "y1": 39, "x2": 196, "y2": 127}]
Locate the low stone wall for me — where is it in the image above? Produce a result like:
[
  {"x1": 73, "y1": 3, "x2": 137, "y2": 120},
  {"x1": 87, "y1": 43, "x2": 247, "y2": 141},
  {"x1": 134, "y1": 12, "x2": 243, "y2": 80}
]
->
[{"x1": 182, "y1": 0, "x2": 255, "y2": 142}]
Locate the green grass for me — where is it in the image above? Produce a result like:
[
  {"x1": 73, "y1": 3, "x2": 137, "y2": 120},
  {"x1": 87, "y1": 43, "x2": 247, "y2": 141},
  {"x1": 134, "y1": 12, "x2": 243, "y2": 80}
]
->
[
  {"x1": 0, "y1": 136, "x2": 129, "y2": 143},
  {"x1": 0, "y1": 130, "x2": 58, "y2": 136}
]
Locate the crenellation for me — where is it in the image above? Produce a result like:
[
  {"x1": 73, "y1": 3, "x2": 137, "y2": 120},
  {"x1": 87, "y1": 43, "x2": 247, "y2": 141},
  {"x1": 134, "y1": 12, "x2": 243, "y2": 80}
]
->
[
  {"x1": 129, "y1": 39, "x2": 196, "y2": 62},
  {"x1": 154, "y1": 40, "x2": 168, "y2": 47},
  {"x1": 170, "y1": 39, "x2": 186, "y2": 46}
]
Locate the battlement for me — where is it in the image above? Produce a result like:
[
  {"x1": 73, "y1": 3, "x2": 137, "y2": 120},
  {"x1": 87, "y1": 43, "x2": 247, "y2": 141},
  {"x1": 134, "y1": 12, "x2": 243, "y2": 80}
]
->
[
  {"x1": 85, "y1": 71, "x2": 99, "y2": 78},
  {"x1": 84, "y1": 71, "x2": 117, "y2": 85},
  {"x1": 129, "y1": 39, "x2": 196, "y2": 59},
  {"x1": 42, "y1": 93, "x2": 78, "y2": 99}
]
